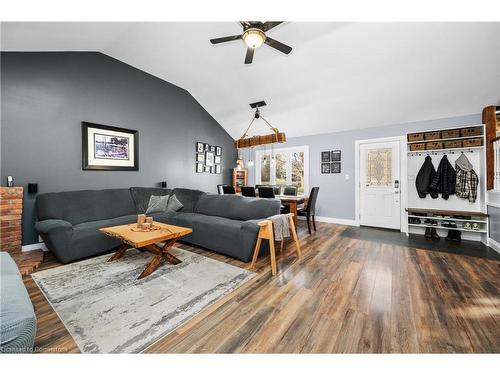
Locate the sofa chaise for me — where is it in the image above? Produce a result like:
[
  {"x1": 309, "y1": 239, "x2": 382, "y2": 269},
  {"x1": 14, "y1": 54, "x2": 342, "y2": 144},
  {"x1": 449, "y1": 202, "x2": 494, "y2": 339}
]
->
[
  {"x1": 35, "y1": 187, "x2": 280, "y2": 264},
  {"x1": 0, "y1": 252, "x2": 36, "y2": 353}
]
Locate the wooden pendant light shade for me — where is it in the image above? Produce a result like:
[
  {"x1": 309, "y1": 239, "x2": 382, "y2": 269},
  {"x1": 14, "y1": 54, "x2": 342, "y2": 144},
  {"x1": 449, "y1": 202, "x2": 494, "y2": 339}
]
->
[{"x1": 234, "y1": 102, "x2": 286, "y2": 149}]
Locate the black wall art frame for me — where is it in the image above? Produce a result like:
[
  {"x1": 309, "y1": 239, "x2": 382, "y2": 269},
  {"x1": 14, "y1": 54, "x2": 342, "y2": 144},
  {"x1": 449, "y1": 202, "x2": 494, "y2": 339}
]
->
[
  {"x1": 82, "y1": 122, "x2": 139, "y2": 171},
  {"x1": 196, "y1": 141, "x2": 222, "y2": 174}
]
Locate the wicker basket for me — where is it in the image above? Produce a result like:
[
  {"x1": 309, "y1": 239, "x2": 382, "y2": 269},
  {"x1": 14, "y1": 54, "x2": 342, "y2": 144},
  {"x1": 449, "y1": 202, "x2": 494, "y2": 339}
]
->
[
  {"x1": 409, "y1": 143, "x2": 426, "y2": 151},
  {"x1": 460, "y1": 127, "x2": 482, "y2": 137},
  {"x1": 442, "y1": 129, "x2": 460, "y2": 139},
  {"x1": 462, "y1": 138, "x2": 483, "y2": 147},
  {"x1": 408, "y1": 133, "x2": 424, "y2": 142},
  {"x1": 444, "y1": 140, "x2": 462, "y2": 149},
  {"x1": 424, "y1": 131, "x2": 441, "y2": 140},
  {"x1": 426, "y1": 141, "x2": 443, "y2": 150}
]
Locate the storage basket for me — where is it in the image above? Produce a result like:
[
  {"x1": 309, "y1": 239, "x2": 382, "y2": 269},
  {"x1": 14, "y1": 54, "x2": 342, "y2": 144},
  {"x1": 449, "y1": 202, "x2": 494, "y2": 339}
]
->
[
  {"x1": 408, "y1": 133, "x2": 424, "y2": 142},
  {"x1": 441, "y1": 129, "x2": 460, "y2": 139},
  {"x1": 460, "y1": 127, "x2": 482, "y2": 137},
  {"x1": 410, "y1": 143, "x2": 426, "y2": 151},
  {"x1": 426, "y1": 141, "x2": 443, "y2": 150},
  {"x1": 462, "y1": 138, "x2": 483, "y2": 147},
  {"x1": 424, "y1": 131, "x2": 441, "y2": 140},
  {"x1": 444, "y1": 140, "x2": 462, "y2": 149}
]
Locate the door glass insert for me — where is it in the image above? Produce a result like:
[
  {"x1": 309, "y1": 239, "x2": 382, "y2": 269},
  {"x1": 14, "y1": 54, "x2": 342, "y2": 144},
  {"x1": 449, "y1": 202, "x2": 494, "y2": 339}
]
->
[
  {"x1": 260, "y1": 154, "x2": 271, "y2": 185},
  {"x1": 366, "y1": 148, "x2": 392, "y2": 187}
]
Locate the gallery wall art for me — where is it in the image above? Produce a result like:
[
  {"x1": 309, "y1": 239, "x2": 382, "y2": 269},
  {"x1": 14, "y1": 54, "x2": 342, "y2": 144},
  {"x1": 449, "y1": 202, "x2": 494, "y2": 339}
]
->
[
  {"x1": 321, "y1": 149, "x2": 341, "y2": 174},
  {"x1": 196, "y1": 142, "x2": 222, "y2": 174}
]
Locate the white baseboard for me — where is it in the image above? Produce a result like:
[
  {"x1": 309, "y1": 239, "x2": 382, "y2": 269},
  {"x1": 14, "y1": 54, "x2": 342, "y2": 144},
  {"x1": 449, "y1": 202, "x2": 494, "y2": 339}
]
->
[
  {"x1": 22, "y1": 242, "x2": 48, "y2": 252},
  {"x1": 488, "y1": 238, "x2": 500, "y2": 254},
  {"x1": 298, "y1": 215, "x2": 358, "y2": 226}
]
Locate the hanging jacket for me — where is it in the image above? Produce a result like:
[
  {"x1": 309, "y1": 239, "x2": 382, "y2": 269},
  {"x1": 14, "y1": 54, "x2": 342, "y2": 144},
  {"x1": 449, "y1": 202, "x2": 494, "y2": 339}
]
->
[
  {"x1": 429, "y1": 154, "x2": 456, "y2": 200},
  {"x1": 415, "y1": 155, "x2": 438, "y2": 199},
  {"x1": 455, "y1": 153, "x2": 478, "y2": 203}
]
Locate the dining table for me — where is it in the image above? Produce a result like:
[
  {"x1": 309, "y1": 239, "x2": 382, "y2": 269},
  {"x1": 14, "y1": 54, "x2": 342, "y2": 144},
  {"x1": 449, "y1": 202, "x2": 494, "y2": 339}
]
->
[{"x1": 275, "y1": 195, "x2": 306, "y2": 226}]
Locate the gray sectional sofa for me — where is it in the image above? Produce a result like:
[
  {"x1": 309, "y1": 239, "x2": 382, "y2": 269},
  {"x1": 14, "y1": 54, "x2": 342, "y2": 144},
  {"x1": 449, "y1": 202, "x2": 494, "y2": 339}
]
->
[
  {"x1": 0, "y1": 252, "x2": 36, "y2": 353},
  {"x1": 35, "y1": 187, "x2": 280, "y2": 264}
]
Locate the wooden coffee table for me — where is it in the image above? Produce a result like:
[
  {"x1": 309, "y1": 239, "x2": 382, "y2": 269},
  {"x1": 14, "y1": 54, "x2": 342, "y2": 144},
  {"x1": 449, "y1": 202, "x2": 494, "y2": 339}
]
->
[{"x1": 100, "y1": 222, "x2": 192, "y2": 279}]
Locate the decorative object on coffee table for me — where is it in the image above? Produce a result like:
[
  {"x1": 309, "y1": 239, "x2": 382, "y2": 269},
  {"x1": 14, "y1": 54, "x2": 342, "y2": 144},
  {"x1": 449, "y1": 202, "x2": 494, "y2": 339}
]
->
[
  {"x1": 100, "y1": 222, "x2": 192, "y2": 279},
  {"x1": 82, "y1": 122, "x2": 139, "y2": 171}
]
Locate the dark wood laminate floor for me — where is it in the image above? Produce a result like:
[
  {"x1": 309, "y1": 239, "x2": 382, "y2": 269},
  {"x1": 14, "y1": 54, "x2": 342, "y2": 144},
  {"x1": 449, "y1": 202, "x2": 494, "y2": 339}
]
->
[{"x1": 24, "y1": 222, "x2": 500, "y2": 353}]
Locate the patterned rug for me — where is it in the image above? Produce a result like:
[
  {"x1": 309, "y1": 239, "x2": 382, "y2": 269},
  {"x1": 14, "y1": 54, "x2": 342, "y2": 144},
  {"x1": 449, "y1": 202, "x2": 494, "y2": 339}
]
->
[{"x1": 32, "y1": 247, "x2": 255, "y2": 353}]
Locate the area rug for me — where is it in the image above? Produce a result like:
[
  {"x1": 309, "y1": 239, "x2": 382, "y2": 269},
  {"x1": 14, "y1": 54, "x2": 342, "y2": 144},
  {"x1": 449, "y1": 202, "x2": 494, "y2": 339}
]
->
[{"x1": 31, "y1": 248, "x2": 255, "y2": 353}]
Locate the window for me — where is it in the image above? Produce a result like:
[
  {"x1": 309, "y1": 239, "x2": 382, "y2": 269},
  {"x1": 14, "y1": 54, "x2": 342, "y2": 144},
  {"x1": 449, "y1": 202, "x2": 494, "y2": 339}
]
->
[{"x1": 255, "y1": 146, "x2": 309, "y2": 194}]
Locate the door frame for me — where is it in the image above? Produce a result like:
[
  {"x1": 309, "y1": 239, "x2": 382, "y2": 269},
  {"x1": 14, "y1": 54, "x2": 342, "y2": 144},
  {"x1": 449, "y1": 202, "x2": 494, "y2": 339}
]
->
[{"x1": 354, "y1": 136, "x2": 407, "y2": 231}]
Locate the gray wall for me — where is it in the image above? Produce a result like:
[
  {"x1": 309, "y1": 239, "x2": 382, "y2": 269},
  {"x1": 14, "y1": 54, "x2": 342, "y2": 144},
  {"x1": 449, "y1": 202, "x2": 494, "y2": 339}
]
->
[
  {"x1": 244, "y1": 113, "x2": 482, "y2": 221},
  {"x1": 1, "y1": 52, "x2": 237, "y2": 245}
]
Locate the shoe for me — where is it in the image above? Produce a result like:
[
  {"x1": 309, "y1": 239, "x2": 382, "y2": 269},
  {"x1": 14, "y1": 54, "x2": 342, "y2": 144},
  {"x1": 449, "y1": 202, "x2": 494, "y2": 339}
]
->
[
  {"x1": 431, "y1": 220, "x2": 438, "y2": 226},
  {"x1": 430, "y1": 228, "x2": 440, "y2": 240},
  {"x1": 424, "y1": 219, "x2": 432, "y2": 226},
  {"x1": 425, "y1": 227, "x2": 432, "y2": 239},
  {"x1": 446, "y1": 230, "x2": 461, "y2": 242},
  {"x1": 443, "y1": 220, "x2": 457, "y2": 228},
  {"x1": 409, "y1": 217, "x2": 421, "y2": 224},
  {"x1": 472, "y1": 222, "x2": 480, "y2": 231},
  {"x1": 442, "y1": 220, "x2": 450, "y2": 227},
  {"x1": 463, "y1": 222, "x2": 472, "y2": 230}
]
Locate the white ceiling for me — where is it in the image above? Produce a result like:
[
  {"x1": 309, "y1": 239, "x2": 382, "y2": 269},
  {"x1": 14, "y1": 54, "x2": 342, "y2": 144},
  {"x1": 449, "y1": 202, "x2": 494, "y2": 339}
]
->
[{"x1": 2, "y1": 22, "x2": 500, "y2": 139}]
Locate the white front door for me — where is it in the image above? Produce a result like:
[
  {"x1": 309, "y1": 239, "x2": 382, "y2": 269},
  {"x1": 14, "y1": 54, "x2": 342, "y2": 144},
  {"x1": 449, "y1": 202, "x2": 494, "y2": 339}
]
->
[{"x1": 359, "y1": 140, "x2": 401, "y2": 230}]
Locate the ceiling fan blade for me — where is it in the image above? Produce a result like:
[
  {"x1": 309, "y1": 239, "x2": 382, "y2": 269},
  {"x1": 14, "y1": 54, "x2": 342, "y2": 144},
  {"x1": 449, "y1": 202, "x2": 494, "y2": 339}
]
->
[
  {"x1": 210, "y1": 35, "x2": 242, "y2": 44},
  {"x1": 244, "y1": 47, "x2": 255, "y2": 64},
  {"x1": 264, "y1": 37, "x2": 292, "y2": 54},
  {"x1": 261, "y1": 21, "x2": 283, "y2": 31},
  {"x1": 240, "y1": 21, "x2": 250, "y2": 29}
]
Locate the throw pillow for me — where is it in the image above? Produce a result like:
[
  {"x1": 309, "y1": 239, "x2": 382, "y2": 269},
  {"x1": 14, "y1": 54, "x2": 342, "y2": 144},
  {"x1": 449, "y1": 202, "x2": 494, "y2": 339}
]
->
[
  {"x1": 166, "y1": 194, "x2": 184, "y2": 212},
  {"x1": 145, "y1": 195, "x2": 169, "y2": 214}
]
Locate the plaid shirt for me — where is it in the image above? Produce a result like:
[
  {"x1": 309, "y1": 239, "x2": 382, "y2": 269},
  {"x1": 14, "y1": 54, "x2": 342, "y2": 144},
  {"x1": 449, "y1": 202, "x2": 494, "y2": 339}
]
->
[{"x1": 455, "y1": 165, "x2": 478, "y2": 203}]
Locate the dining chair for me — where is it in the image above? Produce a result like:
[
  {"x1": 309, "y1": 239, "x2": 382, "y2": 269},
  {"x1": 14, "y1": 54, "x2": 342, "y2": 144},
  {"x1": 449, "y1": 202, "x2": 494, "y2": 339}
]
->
[
  {"x1": 216, "y1": 184, "x2": 227, "y2": 195},
  {"x1": 283, "y1": 186, "x2": 297, "y2": 196},
  {"x1": 271, "y1": 185, "x2": 281, "y2": 195},
  {"x1": 298, "y1": 187, "x2": 319, "y2": 234},
  {"x1": 241, "y1": 186, "x2": 256, "y2": 197},
  {"x1": 258, "y1": 187, "x2": 275, "y2": 198},
  {"x1": 222, "y1": 185, "x2": 236, "y2": 194}
]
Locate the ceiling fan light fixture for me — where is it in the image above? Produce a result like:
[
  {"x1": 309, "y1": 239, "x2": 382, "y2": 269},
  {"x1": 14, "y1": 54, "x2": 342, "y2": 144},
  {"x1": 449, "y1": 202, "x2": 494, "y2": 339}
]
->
[{"x1": 243, "y1": 29, "x2": 265, "y2": 49}]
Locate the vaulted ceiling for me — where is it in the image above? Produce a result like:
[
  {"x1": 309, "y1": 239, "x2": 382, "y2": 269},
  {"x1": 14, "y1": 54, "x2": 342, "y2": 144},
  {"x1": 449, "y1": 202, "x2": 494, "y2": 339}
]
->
[{"x1": 2, "y1": 22, "x2": 499, "y2": 138}]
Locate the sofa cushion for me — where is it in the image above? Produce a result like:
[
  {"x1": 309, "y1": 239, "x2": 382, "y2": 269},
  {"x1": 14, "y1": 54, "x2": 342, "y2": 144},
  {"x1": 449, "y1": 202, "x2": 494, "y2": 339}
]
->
[
  {"x1": 196, "y1": 194, "x2": 281, "y2": 221},
  {"x1": 130, "y1": 187, "x2": 172, "y2": 214},
  {"x1": 145, "y1": 195, "x2": 170, "y2": 214},
  {"x1": 73, "y1": 214, "x2": 138, "y2": 231},
  {"x1": 37, "y1": 189, "x2": 137, "y2": 225},
  {"x1": 171, "y1": 188, "x2": 206, "y2": 213},
  {"x1": 0, "y1": 253, "x2": 36, "y2": 353},
  {"x1": 166, "y1": 194, "x2": 184, "y2": 212}
]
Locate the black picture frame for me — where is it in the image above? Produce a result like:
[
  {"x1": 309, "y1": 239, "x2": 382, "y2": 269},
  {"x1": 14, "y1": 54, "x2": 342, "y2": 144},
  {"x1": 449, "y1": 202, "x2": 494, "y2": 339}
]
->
[
  {"x1": 321, "y1": 151, "x2": 331, "y2": 163},
  {"x1": 216, "y1": 146, "x2": 222, "y2": 156},
  {"x1": 331, "y1": 150, "x2": 341, "y2": 162},
  {"x1": 321, "y1": 163, "x2": 331, "y2": 174},
  {"x1": 215, "y1": 165, "x2": 221, "y2": 174},
  {"x1": 331, "y1": 162, "x2": 341, "y2": 173},
  {"x1": 196, "y1": 142, "x2": 204, "y2": 153},
  {"x1": 214, "y1": 156, "x2": 221, "y2": 164},
  {"x1": 196, "y1": 163, "x2": 203, "y2": 173},
  {"x1": 82, "y1": 122, "x2": 139, "y2": 171}
]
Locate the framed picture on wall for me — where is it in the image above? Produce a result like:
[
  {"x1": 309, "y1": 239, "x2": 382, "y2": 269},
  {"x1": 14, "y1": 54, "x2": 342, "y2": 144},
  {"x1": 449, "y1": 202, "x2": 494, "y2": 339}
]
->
[
  {"x1": 82, "y1": 122, "x2": 139, "y2": 171},
  {"x1": 204, "y1": 165, "x2": 210, "y2": 172},
  {"x1": 196, "y1": 142, "x2": 204, "y2": 153},
  {"x1": 321, "y1": 151, "x2": 331, "y2": 163},
  {"x1": 216, "y1": 146, "x2": 222, "y2": 156},
  {"x1": 214, "y1": 156, "x2": 221, "y2": 164},
  {"x1": 196, "y1": 154, "x2": 205, "y2": 162},
  {"x1": 205, "y1": 151, "x2": 215, "y2": 167},
  {"x1": 331, "y1": 162, "x2": 341, "y2": 173},
  {"x1": 331, "y1": 150, "x2": 341, "y2": 161},
  {"x1": 196, "y1": 163, "x2": 203, "y2": 173},
  {"x1": 321, "y1": 163, "x2": 331, "y2": 174},
  {"x1": 215, "y1": 165, "x2": 221, "y2": 174},
  {"x1": 204, "y1": 143, "x2": 210, "y2": 151}
]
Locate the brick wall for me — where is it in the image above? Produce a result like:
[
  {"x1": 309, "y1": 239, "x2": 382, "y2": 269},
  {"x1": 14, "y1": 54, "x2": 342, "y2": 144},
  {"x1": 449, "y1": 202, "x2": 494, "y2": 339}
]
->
[{"x1": 0, "y1": 187, "x2": 23, "y2": 252}]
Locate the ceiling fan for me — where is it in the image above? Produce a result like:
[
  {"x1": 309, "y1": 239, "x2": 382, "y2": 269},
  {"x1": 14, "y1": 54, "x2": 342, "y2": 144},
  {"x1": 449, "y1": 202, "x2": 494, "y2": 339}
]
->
[{"x1": 210, "y1": 21, "x2": 292, "y2": 64}]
